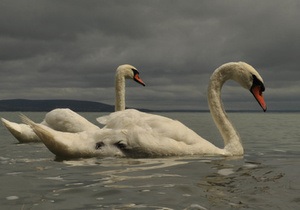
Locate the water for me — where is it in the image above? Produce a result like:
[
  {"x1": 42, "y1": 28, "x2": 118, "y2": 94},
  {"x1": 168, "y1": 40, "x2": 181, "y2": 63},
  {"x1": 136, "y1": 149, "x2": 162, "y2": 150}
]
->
[{"x1": 0, "y1": 112, "x2": 299, "y2": 209}]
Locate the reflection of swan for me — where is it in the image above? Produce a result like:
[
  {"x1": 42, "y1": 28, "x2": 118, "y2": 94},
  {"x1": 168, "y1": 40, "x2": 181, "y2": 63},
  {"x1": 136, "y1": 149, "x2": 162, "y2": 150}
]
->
[
  {"x1": 24, "y1": 62, "x2": 266, "y2": 158},
  {"x1": 1, "y1": 64, "x2": 145, "y2": 143}
]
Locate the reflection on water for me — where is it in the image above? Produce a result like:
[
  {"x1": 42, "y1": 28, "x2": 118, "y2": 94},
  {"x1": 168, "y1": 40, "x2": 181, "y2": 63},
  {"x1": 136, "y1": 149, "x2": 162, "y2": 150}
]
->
[
  {"x1": 197, "y1": 159, "x2": 286, "y2": 209},
  {"x1": 1, "y1": 149, "x2": 299, "y2": 209},
  {"x1": 1, "y1": 112, "x2": 300, "y2": 209}
]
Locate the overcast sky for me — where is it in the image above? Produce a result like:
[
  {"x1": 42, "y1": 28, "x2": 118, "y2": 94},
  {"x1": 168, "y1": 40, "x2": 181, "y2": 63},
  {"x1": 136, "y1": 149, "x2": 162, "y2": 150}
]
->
[{"x1": 0, "y1": 0, "x2": 299, "y2": 111}]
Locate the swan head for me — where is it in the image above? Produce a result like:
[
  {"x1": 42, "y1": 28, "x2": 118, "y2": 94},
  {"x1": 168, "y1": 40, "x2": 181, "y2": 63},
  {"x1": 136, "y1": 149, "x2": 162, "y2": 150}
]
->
[
  {"x1": 116, "y1": 64, "x2": 146, "y2": 86},
  {"x1": 234, "y1": 62, "x2": 267, "y2": 112}
]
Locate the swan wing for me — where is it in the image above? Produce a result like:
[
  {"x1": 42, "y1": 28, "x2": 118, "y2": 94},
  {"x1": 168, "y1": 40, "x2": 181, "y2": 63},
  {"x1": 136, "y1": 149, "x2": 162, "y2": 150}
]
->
[
  {"x1": 98, "y1": 109, "x2": 202, "y2": 144},
  {"x1": 44, "y1": 108, "x2": 100, "y2": 132}
]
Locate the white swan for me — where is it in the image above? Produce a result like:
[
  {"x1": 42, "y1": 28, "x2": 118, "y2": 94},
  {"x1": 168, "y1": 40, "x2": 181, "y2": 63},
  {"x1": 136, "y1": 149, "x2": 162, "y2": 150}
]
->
[
  {"x1": 23, "y1": 62, "x2": 266, "y2": 158},
  {"x1": 1, "y1": 64, "x2": 145, "y2": 143}
]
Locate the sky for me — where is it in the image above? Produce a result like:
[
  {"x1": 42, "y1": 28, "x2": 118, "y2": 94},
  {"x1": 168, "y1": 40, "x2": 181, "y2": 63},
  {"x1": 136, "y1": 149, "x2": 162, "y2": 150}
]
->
[{"x1": 0, "y1": 0, "x2": 299, "y2": 111}]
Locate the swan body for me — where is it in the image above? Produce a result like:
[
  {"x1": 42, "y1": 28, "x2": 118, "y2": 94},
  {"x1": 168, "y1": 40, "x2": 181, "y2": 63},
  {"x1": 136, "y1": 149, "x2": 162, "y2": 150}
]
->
[
  {"x1": 97, "y1": 109, "x2": 227, "y2": 157},
  {"x1": 24, "y1": 62, "x2": 267, "y2": 158},
  {"x1": 1, "y1": 64, "x2": 145, "y2": 143}
]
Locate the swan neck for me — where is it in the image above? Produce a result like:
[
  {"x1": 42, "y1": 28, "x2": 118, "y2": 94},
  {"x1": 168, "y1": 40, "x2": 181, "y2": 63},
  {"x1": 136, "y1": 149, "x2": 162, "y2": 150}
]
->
[
  {"x1": 115, "y1": 72, "x2": 126, "y2": 111},
  {"x1": 207, "y1": 64, "x2": 243, "y2": 155}
]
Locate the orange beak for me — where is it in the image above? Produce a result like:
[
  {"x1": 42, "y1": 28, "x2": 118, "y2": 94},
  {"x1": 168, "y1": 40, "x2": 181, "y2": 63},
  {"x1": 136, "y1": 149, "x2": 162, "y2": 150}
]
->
[
  {"x1": 251, "y1": 85, "x2": 267, "y2": 112},
  {"x1": 134, "y1": 74, "x2": 146, "y2": 86}
]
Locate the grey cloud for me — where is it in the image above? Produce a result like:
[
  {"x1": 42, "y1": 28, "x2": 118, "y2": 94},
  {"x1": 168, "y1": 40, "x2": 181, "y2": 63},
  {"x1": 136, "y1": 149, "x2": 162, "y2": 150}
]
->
[{"x1": 0, "y1": 0, "x2": 299, "y2": 110}]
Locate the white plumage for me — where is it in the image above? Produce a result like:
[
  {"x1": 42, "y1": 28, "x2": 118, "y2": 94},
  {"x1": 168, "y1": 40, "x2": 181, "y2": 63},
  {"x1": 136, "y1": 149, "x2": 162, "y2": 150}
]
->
[{"x1": 23, "y1": 62, "x2": 267, "y2": 158}]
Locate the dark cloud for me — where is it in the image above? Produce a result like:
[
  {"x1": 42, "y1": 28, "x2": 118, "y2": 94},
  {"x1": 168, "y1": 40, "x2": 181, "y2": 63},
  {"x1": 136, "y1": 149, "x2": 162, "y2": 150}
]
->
[{"x1": 0, "y1": 0, "x2": 299, "y2": 110}]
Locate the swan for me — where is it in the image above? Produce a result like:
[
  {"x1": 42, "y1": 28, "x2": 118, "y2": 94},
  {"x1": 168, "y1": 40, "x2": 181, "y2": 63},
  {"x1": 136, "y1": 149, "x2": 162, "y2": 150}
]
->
[
  {"x1": 1, "y1": 64, "x2": 145, "y2": 143},
  {"x1": 23, "y1": 62, "x2": 266, "y2": 158}
]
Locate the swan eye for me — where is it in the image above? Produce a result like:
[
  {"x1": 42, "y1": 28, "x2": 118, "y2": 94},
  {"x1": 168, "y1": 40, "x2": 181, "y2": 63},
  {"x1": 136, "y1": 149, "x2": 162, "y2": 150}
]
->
[
  {"x1": 251, "y1": 75, "x2": 265, "y2": 92},
  {"x1": 132, "y1": 69, "x2": 139, "y2": 75}
]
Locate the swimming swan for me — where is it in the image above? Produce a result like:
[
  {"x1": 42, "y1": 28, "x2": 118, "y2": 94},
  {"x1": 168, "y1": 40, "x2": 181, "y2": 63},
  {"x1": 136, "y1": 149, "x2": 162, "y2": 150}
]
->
[
  {"x1": 1, "y1": 64, "x2": 145, "y2": 143},
  {"x1": 23, "y1": 62, "x2": 266, "y2": 158}
]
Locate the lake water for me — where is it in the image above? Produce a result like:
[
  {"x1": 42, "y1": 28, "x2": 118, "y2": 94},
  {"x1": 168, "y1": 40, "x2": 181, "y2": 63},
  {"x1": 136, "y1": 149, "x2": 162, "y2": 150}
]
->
[{"x1": 0, "y1": 112, "x2": 299, "y2": 210}]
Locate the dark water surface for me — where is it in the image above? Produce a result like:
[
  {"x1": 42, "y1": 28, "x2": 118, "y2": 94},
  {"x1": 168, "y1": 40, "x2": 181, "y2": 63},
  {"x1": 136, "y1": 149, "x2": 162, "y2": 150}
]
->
[{"x1": 0, "y1": 112, "x2": 299, "y2": 210}]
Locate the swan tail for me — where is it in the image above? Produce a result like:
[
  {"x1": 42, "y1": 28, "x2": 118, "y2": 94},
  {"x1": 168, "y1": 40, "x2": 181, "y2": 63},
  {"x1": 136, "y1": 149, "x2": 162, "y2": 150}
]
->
[
  {"x1": 21, "y1": 114, "x2": 98, "y2": 158},
  {"x1": 20, "y1": 114, "x2": 54, "y2": 145},
  {"x1": 1, "y1": 117, "x2": 40, "y2": 143},
  {"x1": 1, "y1": 118, "x2": 22, "y2": 135},
  {"x1": 20, "y1": 114, "x2": 35, "y2": 126},
  {"x1": 20, "y1": 114, "x2": 65, "y2": 155}
]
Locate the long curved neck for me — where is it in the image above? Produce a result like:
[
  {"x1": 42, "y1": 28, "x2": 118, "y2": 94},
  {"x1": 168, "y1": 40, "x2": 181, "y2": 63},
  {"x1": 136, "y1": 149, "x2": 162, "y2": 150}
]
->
[
  {"x1": 207, "y1": 63, "x2": 244, "y2": 155},
  {"x1": 115, "y1": 71, "x2": 126, "y2": 111}
]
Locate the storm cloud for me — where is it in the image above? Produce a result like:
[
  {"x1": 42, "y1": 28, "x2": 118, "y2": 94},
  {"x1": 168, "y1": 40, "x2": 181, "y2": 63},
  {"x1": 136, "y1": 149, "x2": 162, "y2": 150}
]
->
[{"x1": 0, "y1": 0, "x2": 299, "y2": 110}]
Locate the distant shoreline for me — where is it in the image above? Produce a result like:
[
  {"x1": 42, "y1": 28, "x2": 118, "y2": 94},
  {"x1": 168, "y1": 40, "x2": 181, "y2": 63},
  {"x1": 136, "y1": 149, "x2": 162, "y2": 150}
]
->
[
  {"x1": 0, "y1": 99, "x2": 297, "y2": 113},
  {"x1": 0, "y1": 99, "x2": 114, "y2": 112}
]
